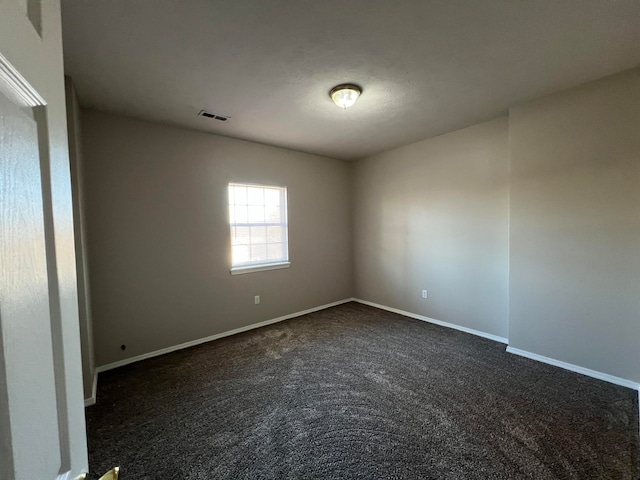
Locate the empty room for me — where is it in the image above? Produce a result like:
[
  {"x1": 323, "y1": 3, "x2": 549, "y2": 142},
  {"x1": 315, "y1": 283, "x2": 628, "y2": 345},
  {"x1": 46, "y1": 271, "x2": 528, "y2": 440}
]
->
[{"x1": 1, "y1": 1, "x2": 639, "y2": 479}]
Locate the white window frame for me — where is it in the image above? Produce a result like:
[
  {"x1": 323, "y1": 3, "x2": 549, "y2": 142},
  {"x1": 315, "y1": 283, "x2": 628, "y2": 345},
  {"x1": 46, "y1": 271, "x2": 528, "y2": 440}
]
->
[{"x1": 228, "y1": 182, "x2": 290, "y2": 275}]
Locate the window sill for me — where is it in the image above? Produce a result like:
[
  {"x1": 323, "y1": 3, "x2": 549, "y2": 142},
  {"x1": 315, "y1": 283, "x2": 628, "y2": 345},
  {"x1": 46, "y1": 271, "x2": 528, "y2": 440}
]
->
[{"x1": 230, "y1": 262, "x2": 291, "y2": 275}]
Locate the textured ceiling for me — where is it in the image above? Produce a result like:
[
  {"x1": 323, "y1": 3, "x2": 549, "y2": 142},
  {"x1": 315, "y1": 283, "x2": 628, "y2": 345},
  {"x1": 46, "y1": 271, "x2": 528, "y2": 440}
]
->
[{"x1": 61, "y1": 0, "x2": 640, "y2": 160}]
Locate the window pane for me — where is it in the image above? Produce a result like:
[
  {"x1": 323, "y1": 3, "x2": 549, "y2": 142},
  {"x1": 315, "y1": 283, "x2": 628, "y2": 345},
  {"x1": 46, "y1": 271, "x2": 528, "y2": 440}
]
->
[
  {"x1": 232, "y1": 245, "x2": 250, "y2": 264},
  {"x1": 266, "y1": 226, "x2": 283, "y2": 243},
  {"x1": 234, "y1": 205, "x2": 248, "y2": 223},
  {"x1": 229, "y1": 183, "x2": 288, "y2": 268},
  {"x1": 251, "y1": 243, "x2": 267, "y2": 261},
  {"x1": 234, "y1": 185, "x2": 247, "y2": 205},
  {"x1": 247, "y1": 187, "x2": 263, "y2": 205},
  {"x1": 265, "y1": 205, "x2": 281, "y2": 223},
  {"x1": 248, "y1": 205, "x2": 264, "y2": 223},
  {"x1": 264, "y1": 188, "x2": 280, "y2": 206},
  {"x1": 267, "y1": 243, "x2": 283, "y2": 260},
  {"x1": 250, "y1": 226, "x2": 267, "y2": 244},
  {"x1": 233, "y1": 226, "x2": 251, "y2": 245}
]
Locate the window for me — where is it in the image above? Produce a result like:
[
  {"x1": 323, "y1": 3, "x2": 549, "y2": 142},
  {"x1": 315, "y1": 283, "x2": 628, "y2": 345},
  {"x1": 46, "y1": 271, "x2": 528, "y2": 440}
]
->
[{"x1": 228, "y1": 182, "x2": 289, "y2": 274}]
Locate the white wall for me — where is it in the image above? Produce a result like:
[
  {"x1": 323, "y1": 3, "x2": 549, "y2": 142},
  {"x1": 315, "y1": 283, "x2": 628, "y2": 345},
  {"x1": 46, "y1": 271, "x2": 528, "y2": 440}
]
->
[
  {"x1": 0, "y1": 0, "x2": 88, "y2": 477},
  {"x1": 353, "y1": 118, "x2": 510, "y2": 339},
  {"x1": 508, "y1": 69, "x2": 640, "y2": 382},
  {"x1": 81, "y1": 110, "x2": 354, "y2": 368}
]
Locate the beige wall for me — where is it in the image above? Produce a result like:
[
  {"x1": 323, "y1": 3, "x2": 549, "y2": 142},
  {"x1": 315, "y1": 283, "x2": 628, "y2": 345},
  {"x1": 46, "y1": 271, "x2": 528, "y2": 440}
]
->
[
  {"x1": 353, "y1": 118, "x2": 510, "y2": 339},
  {"x1": 65, "y1": 78, "x2": 95, "y2": 400},
  {"x1": 508, "y1": 69, "x2": 640, "y2": 382},
  {"x1": 79, "y1": 67, "x2": 639, "y2": 388},
  {"x1": 81, "y1": 110, "x2": 353, "y2": 367}
]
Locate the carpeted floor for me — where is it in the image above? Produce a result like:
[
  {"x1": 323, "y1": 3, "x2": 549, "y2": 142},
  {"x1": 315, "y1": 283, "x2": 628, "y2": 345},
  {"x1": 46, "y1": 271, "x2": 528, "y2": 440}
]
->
[{"x1": 86, "y1": 302, "x2": 639, "y2": 479}]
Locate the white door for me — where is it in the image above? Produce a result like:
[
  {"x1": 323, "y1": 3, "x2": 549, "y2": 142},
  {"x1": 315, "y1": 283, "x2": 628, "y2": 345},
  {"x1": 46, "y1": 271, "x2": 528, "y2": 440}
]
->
[{"x1": 0, "y1": 26, "x2": 87, "y2": 480}]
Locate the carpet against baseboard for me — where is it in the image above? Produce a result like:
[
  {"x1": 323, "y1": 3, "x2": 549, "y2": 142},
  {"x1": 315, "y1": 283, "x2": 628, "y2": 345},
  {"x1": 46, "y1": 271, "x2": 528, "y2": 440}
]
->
[{"x1": 86, "y1": 302, "x2": 638, "y2": 479}]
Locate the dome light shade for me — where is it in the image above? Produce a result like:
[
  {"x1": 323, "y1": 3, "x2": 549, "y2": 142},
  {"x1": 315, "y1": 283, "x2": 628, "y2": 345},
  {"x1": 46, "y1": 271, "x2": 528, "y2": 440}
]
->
[{"x1": 330, "y1": 84, "x2": 362, "y2": 109}]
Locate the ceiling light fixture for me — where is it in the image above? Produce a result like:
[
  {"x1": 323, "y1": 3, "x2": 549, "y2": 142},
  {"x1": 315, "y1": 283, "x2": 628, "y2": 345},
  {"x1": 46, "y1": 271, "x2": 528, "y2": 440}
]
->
[{"x1": 330, "y1": 84, "x2": 362, "y2": 109}]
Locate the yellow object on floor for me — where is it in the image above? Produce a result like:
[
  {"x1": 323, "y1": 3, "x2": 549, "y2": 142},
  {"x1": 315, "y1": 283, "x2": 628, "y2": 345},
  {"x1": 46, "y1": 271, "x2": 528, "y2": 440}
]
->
[
  {"x1": 77, "y1": 467, "x2": 120, "y2": 480},
  {"x1": 99, "y1": 467, "x2": 120, "y2": 480}
]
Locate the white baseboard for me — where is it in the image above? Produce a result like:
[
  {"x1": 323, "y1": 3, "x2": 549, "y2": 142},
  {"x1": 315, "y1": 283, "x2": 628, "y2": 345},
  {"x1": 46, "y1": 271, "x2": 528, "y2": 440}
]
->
[
  {"x1": 85, "y1": 295, "x2": 640, "y2": 424},
  {"x1": 90, "y1": 298, "x2": 354, "y2": 382},
  {"x1": 353, "y1": 298, "x2": 509, "y2": 344},
  {"x1": 84, "y1": 370, "x2": 98, "y2": 407},
  {"x1": 506, "y1": 346, "x2": 640, "y2": 391}
]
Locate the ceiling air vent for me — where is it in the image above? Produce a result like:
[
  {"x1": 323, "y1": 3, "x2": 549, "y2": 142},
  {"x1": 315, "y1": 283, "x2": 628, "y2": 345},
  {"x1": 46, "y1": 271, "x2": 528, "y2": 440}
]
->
[{"x1": 198, "y1": 110, "x2": 229, "y2": 122}]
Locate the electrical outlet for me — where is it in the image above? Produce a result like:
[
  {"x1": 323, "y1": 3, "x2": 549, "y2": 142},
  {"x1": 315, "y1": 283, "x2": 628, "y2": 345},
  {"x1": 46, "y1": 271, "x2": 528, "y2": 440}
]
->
[
  {"x1": 254, "y1": 295, "x2": 260, "y2": 305},
  {"x1": 421, "y1": 290, "x2": 428, "y2": 299}
]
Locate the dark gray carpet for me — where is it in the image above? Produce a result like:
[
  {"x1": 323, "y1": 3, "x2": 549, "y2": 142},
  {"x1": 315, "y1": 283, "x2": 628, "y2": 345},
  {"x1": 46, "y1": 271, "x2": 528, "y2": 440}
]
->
[{"x1": 86, "y1": 302, "x2": 639, "y2": 479}]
